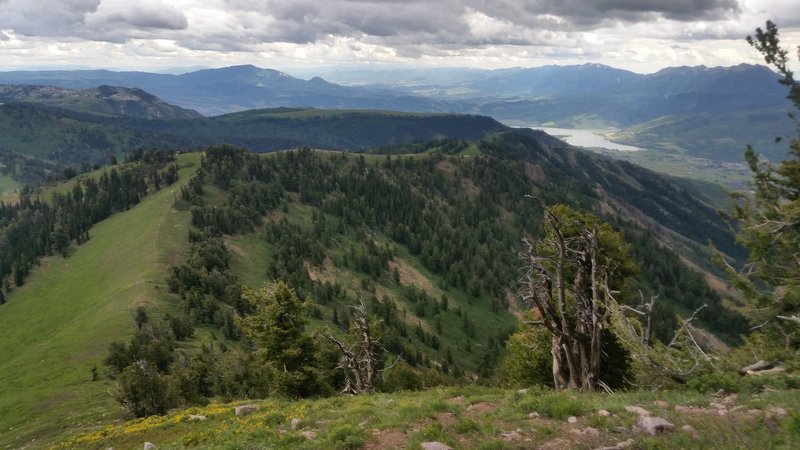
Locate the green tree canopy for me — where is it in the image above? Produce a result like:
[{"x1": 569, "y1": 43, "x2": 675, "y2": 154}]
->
[
  {"x1": 719, "y1": 21, "x2": 800, "y2": 338},
  {"x1": 236, "y1": 281, "x2": 322, "y2": 397}
]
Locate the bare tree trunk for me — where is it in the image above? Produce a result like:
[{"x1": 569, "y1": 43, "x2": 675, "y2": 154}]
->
[
  {"x1": 551, "y1": 335, "x2": 567, "y2": 389},
  {"x1": 520, "y1": 202, "x2": 630, "y2": 392}
]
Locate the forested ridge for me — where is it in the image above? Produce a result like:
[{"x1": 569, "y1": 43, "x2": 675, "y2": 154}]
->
[
  {"x1": 0, "y1": 133, "x2": 747, "y2": 416},
  {"x1": 125, "y1": 138, "x2": 748, "y2": 412}
]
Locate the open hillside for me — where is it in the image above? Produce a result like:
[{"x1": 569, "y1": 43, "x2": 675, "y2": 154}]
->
[
  {"x1": 0, "y1": 153, "x2": 200, "y2": 448},
  {"x1": 0, "y1": 130, "x2": 752, "y2": 448}
]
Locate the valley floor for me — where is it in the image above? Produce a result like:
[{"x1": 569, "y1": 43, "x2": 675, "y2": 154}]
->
[{"x1": 53, "y1": 385, "x2": 799, "y2": 450}]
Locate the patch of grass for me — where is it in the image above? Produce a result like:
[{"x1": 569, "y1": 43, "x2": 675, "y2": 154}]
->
[
  {"x1": 535, "y1": 424, "x2": 557, "y2": 439},
  {"x1": 454, "y1": 419, "x2": 481, "y2": 434},
  {"x1": 477, "y1": 440, "x2": 514, "y2": 450},
  {"x1": 0, "y1": 173, "x2": 20, "y2": 203},
  {"x1": 517, "y1": 390, "x2": 585, "y2": 420},
  {"x1": 324, "y1": 424, "x2": 366, "y2": 450},
  {"x1": 587, "y1": 414, "x2": 615, "y2": 430}
]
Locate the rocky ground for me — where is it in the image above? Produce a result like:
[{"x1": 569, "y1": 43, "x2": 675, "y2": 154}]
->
[{"x1": 49, "y1": 382, "x2": 799, "y2": 450}]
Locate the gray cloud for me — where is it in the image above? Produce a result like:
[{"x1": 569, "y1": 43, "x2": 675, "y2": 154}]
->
[
  {"x1": 1, "y1": 0, "x2": 100, "y2": 38},
  {"x1": 0, "y1": 0, "x2": 746, "y2": 49},
  {"x1": 86, "y1": 2, "x2": 188, "y2": 32},
  {"x1": 1, "y1": 0, "x2": 795, "y2": 73}
]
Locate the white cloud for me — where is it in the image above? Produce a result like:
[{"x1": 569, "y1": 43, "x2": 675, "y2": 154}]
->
[{"x1": 0, "y1": 0, "x2": 797, "y2": 72}]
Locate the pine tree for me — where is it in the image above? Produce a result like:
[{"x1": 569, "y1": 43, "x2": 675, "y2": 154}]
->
[
  {"x1": 236, "y1": 281, "x2": 322, "y2": 397},
  {"x1": 717, "y1": 21, "x2": 800, "y2": 337}
]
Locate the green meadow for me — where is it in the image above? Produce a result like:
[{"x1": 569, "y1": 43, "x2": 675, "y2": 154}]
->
[{"x1": 0, "y1": 153, "x2": 199, "y2": 448}]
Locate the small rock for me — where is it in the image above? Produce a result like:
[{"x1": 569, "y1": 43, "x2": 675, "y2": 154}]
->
[
  {"x1": 747, "y1": 409, "x2": 762, "y2": 415},
  {"x1": 596, "y1": 439, "x2": 634, "y2": 450},
  {"x1": 638, "y1": 416, "x2": 675, "y2": 436},
  {"x1": 291, "y1": 418, "x2": 302, "y2": 430},
  {"x1": 517, "y1": 388, "x2": 529, "y2": 394},
  {"x1": 709, "y1": 402, "x2": 726, "y2": 410},
  {"x1": 421, "y1": 442, "x2": 453, "y2": 450},
  {"x1": 188, "y1": 415, "x2": 206, "y2": 421},
  {"x1": 770, "y1": 407, "x2": 787, "y2": 419},
  {"x1": 358, "y1": 420, "x2": 369, "y2": 428},
  {"x1": 624, "y1": 405, "x2": 651, "y2": 417},
  {"x1": 598, "y1": 409, "x2": 612, "y2": 417},
  {"x1": 723, "y1": 394, "x2": 738, "y2": 405},
  {"x1": 234, "y1": 404, "x2": 259, "y2": 416},
  {"x1": 612, "y1": 426, "x2": 627, "y2": 433},
  {"x1": 730, "y1": 405, "x2": 747, "y2": 413},
  {"x1": 567, "y1": 416, "x2": 578, "y2": 424},
  {"x1": 448, "y1": 396, "x2": 465, "y2": 405},
  {"x1": 674, "y1": 405, "x2": 692, "y2": 413},
  {"x1": 583, "y1": 426, "x2": 600, "y2": 437},
  {"x1": 143, "y1": 443, "x2": 157, "y2": 450},
  {"x1": 681, "y1": 425, "x2": 695, "y2": 433},
  {"x1": 654, "y1": 400, "x2": 670, "y2": 409},
  {"x1": 569, "y1": 429, "x2": 583, "y2": 436},
  {"x1": 717, "y1": 409, "x2": 728, "y2": 417},
  {"x1": 528, "y1": 412, "x2": 540, "y2": 419},
  {"x1": 300, "y1": 431, "x2": 316, "y2": 440},
  {"x1": 501, "y1": 431, "x2": 521, "y2": 442}
]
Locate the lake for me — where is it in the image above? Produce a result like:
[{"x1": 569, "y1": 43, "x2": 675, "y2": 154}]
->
[{"x1": 531, "y1": 127, "x2": 643, "y2": 152}]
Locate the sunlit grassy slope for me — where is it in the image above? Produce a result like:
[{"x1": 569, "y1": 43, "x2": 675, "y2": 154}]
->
[{"x1": 0, "y1": 153, "x2": 199, "y2": 448}]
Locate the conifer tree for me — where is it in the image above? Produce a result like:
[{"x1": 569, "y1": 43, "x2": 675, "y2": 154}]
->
[
  {"x1": 236, "y1": 281, "x2": 322, "y2": 397},
  {"x1": 717, "y1": 21, "x2": 800, "y2": 340}
]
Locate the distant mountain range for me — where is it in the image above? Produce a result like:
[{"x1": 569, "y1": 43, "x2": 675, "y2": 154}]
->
[
  {"x1": 0, "y1": 62, "x2": 794, "y2": 161},
  {"x1": 0, "y1": 65, "x2": 449, "y2": 116}
]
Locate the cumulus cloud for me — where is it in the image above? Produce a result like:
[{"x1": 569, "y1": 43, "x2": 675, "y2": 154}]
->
[
  {"x1": 0, "y1": 0, "x2": 758, "y2": 48},
  {"x1": 0, "y1": 0, "x2": 798, "y2": 72}
]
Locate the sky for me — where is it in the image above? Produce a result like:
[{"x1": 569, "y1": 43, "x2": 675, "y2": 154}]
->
[{"x1": 1, "y1": 0, "x2": 799, "y2": 74}]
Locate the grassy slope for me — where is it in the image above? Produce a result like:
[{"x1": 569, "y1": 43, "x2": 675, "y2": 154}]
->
[
  {"x1": 55, "y1": 383, "x2": 800, "y2": 450},
  {"x1": 0, "y1": 174, "x2": 20, "y2": 203},
  {"x1": 0, "y1": 154, "x2": 199, "y2": 448}
]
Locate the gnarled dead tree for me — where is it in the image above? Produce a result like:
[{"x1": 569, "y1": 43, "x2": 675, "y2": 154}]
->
[
  {"x1": 323, "y1": 298, "x2": 397, "y2": 394},
  {"x1": 519, "y1": 203, "x2": 634, "y2": 391}
]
